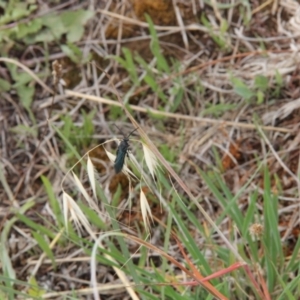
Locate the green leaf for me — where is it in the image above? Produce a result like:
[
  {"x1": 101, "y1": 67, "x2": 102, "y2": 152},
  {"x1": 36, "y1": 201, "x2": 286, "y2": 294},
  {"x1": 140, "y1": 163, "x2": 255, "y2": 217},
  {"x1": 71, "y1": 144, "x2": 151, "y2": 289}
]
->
[
  {"x1": 52, "y1": 123, "x2": 82, "y2": 161},
  {"x1": 17, "y1": 213, "x2": 56, "y2": 240},
  {"x1": 159, "y1": 144, "x2": 176, "y2": 162},
  {"x1": 136, "y1": 59, "x2": 165, "y2": 99},
  {"x1": 28, "y1": 277, "x2": 46, "y2": 297},
  {"x1": 231, "y1": 77, "x2": 254, "y2": 100},
  {"x1": 15, "y1": 18, "x2": 42, "y2": 39},
  {"x1": 32, "y1": 29, "x2": 57, "y2": 43},
  {"x1": 61, "y1": 9, "x2": 94, "y2": 28},
  {"x1": 109, "y1": 106, "x2": 123, "y2": 120},
  {"x1": 9, "y1": 124, "x2": 37, "y2": 138},
  {"x1": 60, "y1": 114, "x2": 72, "y2": 142},
  {"x1": 0, "y1": 3, "x2": 36, "y2": 25},
  {"x1": 234, "y1": 85, "x2": 254, "y2": 100},
  {"x1": 81, "y1": 109, "x2": 95, "y2": 146},
  {"x1": 157, "y1": 89, "x2": 168, "y2": 103},
  {"x1": 0, "y1": 78, "x2": 11, "y2": 92},
  {"x1": 172, "y1": 87, "x2": 184, "y2": 112},
  {"x1": 11, "y1": 70, "x2": 32, "y2": 86},
  {"x1": 263, "y1": 168, "x2": 283, "y2": 292},
  {"x1": 124, "y1": 48, "x2": 139, "y2": 84},
  {"x1": 201, "y1": 103, "x2": 236, "y2": 117},
  {"x1": 220, "y1": 18, "x2": 229, "y2": 34},
  {"x1": 256, "y1": 90, "x2": 264, "y2": 105},
  {"x1": 61, "y1": 10, "x2": 94, "y2": 42},
  {"x1": 39, "y1": 13, "x2": 66, "y2": 40},
  {"x1": 61, "y1": 43, "x2": 83, "y2": 63},
  {"x1": 275, "y1": 70, "x2": 283, "y2": 86},
  {"x1": 242, "y1": 190, "x2": 258, "y2": 235},
  {"x1": 33, "y1": 10, "x2": 94, "y2": 43},
  {"x1": 201, "y1": 13, "x2": 227, "y2": 50},
  {"x1": 143, "y1": 73, "x2": 158, "y2": 91},
  {"x1": 111, "y1": 184, "x2": 122, "y2": 209},
  {"x1": 16, "y1": 85, "x2": 34, "y2": 111},
  {"x1": 0, "y1": 199, "x2": 35, "y2": 285},
  {"x1": 32, "y1": 231, "x2": 56, "y2": 267},
  {"x1": 254, "y1": 75, "x2": 268, "y2": 91},
  {"x1": 41, "y1": 176, "x2": 63, "y2": 226},
  {"x1": 145, "y1": 14, "x2": 170, "y2": 74},
  {"x1": 79, "y1": 203, "x2": 107, "y2": 229},
  {"x1": 111, "y1": 54, "x2": 127, "y2": 68}
]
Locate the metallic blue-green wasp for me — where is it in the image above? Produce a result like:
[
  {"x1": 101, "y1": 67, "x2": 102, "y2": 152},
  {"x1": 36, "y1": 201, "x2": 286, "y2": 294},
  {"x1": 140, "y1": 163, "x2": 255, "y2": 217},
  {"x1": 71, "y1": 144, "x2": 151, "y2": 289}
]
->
[{"x1": 114, "y1": 125, "x2": 138, "y2": 173}]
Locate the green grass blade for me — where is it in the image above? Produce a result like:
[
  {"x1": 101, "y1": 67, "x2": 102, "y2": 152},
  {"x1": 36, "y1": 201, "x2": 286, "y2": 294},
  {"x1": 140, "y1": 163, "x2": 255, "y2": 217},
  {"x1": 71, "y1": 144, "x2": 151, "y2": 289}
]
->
[{"x1": 32, "y1": 231, "x2": 56, "y2": 267}]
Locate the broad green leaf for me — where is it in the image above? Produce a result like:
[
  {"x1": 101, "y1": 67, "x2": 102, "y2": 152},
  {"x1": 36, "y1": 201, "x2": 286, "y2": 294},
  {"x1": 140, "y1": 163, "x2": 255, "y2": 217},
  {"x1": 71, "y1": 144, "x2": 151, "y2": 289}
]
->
[
  {"x1": 0, "y1": 3, "x2": 36, "y2": 24},
  {"x1": 15, "y1": 19, "x2": 42, "y2": 39},
  {"x1": 11, "y1": 69, "x2": 32, "y2": 86},
  {"x1": 61, "y1": 10, "x2": 94, "y2": 42},
  {"x1": 40, "y1": 13, "x2": 66, "y2": 40},
  {"x1": 16, "y1": 85, "x2": 34, "y2": 110},
  {"x1": 0, "y1": 78, "x2": 11, "y2": 92}
]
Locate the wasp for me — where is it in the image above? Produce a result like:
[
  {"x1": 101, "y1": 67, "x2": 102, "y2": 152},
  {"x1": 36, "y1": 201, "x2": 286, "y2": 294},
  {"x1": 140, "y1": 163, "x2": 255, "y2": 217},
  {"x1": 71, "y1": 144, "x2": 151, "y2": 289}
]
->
[{"x1": 114, "y1": 125, "x2": 138, "y2": 173}]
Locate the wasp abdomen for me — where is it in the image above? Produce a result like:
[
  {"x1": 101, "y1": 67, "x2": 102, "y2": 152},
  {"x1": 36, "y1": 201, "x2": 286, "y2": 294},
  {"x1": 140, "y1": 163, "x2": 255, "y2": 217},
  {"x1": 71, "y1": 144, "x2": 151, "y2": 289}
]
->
[
  {"x1": 114, "y1": 140, "x2": 130, "y2": 173},
  {"x1": 113, "y1": 126, "x2": 138, "y2": 174}
]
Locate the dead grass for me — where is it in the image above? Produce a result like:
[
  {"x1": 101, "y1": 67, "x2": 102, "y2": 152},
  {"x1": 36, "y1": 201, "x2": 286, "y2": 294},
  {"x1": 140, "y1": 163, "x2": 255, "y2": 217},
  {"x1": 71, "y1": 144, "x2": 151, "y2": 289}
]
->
[{"x1": 1, "y1": 0, "x2": 300, "y2": 298}]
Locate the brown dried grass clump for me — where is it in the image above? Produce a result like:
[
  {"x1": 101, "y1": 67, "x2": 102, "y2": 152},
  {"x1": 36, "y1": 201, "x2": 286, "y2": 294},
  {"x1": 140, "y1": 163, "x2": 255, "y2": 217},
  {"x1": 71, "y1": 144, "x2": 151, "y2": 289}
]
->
[
  {"x1": 132, "y1": 0, "x2": 176, "y2": 25},
  {"x1": 105, "y1": 0, "x2": 177, "y2": 39}
]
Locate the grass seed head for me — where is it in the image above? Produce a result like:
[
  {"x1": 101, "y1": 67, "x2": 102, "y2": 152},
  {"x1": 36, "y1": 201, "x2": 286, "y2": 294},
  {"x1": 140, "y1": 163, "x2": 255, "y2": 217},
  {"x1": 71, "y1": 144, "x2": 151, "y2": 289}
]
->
[{"x1": 142, "y1": 143, "x2": 159, "y2": 179}]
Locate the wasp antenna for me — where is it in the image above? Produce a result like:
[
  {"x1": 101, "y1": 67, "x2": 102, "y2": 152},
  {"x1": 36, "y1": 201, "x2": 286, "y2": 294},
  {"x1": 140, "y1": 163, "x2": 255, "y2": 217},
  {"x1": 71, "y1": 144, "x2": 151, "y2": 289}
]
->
[
  {"x1": 127, "y1": 127, "x2": 139, "y2": 138},
  {"x1": 114, "y1": 124, "x2": 126, "y2": 137}
]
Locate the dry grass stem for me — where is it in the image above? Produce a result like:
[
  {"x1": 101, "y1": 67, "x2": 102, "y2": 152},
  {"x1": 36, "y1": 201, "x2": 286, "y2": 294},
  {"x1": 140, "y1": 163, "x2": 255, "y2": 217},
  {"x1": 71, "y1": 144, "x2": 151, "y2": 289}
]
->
[{"x1": 65, "y1": 90, "x2": 293, "y2": 133}]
